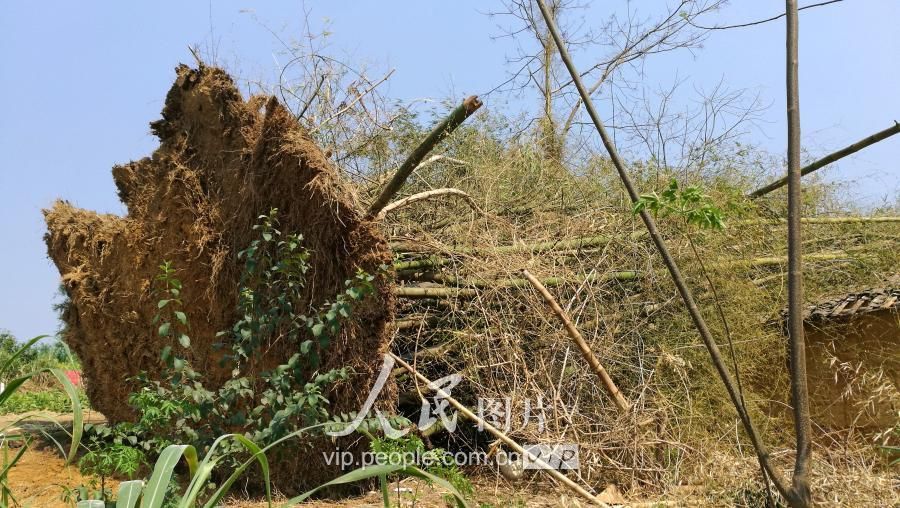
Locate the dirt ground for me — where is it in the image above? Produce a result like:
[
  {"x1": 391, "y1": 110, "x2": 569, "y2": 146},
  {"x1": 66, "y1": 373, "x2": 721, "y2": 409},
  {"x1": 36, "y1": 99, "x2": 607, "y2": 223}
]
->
[
  {"x1": 4, "y1": 417, "x2": 639, "y2": 508},
  {"x1": 6, "y1": 442, "x2": 628, "y2": 507}
]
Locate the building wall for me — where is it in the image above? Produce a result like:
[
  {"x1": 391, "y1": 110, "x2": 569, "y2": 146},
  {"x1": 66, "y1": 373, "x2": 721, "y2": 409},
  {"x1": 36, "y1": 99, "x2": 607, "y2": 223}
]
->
[{"x1": 804, "y1": 309, "x2": 899, "y2": 431}]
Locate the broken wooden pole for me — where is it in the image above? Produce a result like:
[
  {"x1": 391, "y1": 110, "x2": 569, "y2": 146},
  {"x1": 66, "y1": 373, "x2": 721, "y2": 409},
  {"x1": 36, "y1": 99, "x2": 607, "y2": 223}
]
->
[
  {"x1": 368, "y1": 96, "x2": 483, "y2": 217},
  {"x1": 521, "y1": 269, "x2": 631, "y2": 412},
  {"x1": 749, "y1": 121, "x2": 900, "y2": 198}
]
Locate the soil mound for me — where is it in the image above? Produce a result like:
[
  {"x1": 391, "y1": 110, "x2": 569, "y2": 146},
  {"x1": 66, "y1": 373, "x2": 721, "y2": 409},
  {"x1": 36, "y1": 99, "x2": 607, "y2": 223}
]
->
[{"x1": 44, "y1": 65, "x2": 395, "y2": 489}]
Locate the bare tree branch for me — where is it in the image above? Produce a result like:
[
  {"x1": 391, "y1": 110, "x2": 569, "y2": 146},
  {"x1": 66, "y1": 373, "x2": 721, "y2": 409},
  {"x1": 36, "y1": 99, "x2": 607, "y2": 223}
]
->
[{"x1": 690, "y1": 0, "x2": 844, "y2": 30}]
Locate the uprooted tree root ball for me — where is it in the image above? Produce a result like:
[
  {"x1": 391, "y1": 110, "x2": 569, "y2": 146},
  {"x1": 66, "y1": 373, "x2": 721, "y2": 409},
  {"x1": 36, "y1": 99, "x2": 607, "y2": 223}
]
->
[{"x1": 43, "y1": 65, "x2": 396, "y2": 491}]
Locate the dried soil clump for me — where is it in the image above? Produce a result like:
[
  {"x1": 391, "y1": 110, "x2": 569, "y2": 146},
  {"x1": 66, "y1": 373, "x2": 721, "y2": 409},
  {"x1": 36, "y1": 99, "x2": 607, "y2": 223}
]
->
[{"x1": 44, "y1": 65, "x2": 395, "y2": 490}]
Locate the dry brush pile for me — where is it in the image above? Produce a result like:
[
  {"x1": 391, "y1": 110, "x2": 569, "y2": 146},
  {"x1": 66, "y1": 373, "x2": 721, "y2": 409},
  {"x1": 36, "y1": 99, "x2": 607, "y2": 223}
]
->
[{"x1": 44, "y1": 65, "x2": 898, "y2": 503}]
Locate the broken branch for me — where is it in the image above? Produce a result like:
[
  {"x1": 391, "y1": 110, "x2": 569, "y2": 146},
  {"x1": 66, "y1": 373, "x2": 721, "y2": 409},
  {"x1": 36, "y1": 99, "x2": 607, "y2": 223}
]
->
[
  {"x1": 368, "y1": 96, "x2": 483, "y2": 217},
  {"x1": 380, "y1": 188, "x2": 481, "y2": 218},
  {"x1": 521, "y1": 269, "x2": 631, "y2": 412},
  {"x1": 749, "y1": 121, "x2": 900, "y2": 198}
]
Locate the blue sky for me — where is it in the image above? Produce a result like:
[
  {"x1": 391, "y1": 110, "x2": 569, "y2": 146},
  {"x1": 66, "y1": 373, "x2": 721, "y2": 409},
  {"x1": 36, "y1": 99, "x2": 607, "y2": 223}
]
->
[{"x1": 1, "y1": 1, "x2": 897, "y2": 341}]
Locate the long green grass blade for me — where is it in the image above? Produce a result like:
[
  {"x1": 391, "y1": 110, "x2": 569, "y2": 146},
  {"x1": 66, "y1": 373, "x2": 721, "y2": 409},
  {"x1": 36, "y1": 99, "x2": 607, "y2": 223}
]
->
[
  {"x1": 116, "y1": 480, "x2": 145, "y2": 508},
  {"x1": 0, "y1": 336, "x2": 45, "y2": 380},
  {"x1": 200, "y1": 435, "x2": 272, "y2": 508},
  {"x1": 47, "y1": 367, "x2": 83, "y2": 462},
  {"x1": 282, "y1": 464, "x2": 405, "y2": 505},
  {"x1": 281, "y1": 463, "x2": 469, "y2": 507},
  {"x1": 399, "y1": 465, "x2": 469, "y2": 508},
  {"x1": 0, "y1": 376, "x2": 33, "y2": 407},
  {"x1": 141, "y1": 444, "x2": 196, "y2": 508},
  {"x1": 0, "y1": 439, "x2": 30, "y2": 480}
]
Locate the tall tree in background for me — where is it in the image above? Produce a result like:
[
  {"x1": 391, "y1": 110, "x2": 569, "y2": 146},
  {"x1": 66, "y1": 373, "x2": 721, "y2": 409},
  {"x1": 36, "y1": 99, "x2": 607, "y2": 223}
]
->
[{"x1": 491, "y1": 0, "x2": 727, "y2": 162}]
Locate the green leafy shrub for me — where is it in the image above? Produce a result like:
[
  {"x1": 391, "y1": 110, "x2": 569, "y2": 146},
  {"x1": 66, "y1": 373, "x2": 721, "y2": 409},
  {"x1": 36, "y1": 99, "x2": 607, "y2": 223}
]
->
[
  {"x1": 82, "y1": 210, "x2": 380, "y2": 473},
  {"x1": 633, "y1": 178, "x2": 726, "y2": 230}
]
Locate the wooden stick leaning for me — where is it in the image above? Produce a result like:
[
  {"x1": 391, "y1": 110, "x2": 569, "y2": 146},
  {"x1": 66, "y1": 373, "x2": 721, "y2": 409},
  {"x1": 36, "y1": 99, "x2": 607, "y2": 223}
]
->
[{"x1": 521, "y1": 270, "x2": 631, "y2": 412}]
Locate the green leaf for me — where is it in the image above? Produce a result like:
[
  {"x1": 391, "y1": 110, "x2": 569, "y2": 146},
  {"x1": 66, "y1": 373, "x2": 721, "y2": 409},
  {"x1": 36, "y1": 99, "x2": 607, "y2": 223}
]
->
[
  {"x1": 282, "y1": 464, "x2": 468, "y2": 507},
  {"x1": 202, "y1": 435, "x2": 272, "y2": 508},
  {"x1": 140, "y1": 444, "x2": 197, "y2": 508},
  {"x1": 157, "y1": 299, "x2": 170, "y2": 309},
  {"x1": 158, "y1": 323, "x2": 171, "y2": 337},
  {"x1": 178, "y1": 334, "x2": 191, "y2": 348},
  {"x1": 48, "y1": 368, "x2": 84, "y2": 463},
  {"x1": 115, "y1": 480, "x2": 144, "y2": 508},
  {"x1": 174, "y1": 311, "x2": 187, "y2": 325}
]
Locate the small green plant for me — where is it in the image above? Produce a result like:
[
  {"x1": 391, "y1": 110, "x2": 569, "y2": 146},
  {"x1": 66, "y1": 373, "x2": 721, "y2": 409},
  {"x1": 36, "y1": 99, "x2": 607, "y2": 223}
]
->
[
  {"x1": 78, "y1": 443, "x2": 145, "y2": 499},
  {"x1": 632, "y1": 178, "x2": 725, "y2": 230},
  {"x1": 0, "y1": 335, "x2": 83, "y2": 505},
  {"x1": 359, "y1": 430, "x2": 473, "y2": 507}
]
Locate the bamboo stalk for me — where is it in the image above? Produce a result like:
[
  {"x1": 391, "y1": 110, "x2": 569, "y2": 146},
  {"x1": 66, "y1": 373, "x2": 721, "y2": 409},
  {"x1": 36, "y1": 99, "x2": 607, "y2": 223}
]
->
[
  {"x1": 394, "y1": 287, "x2": 479, "y2": 299},
  {"x1": 388, "y1": 352, "x2": 609, "y2": 506},
  {"x1": 749, "y1": 121, "x2": 900, "y2": 198},
  {"x1": 392, "y1": 232, "x2": 644, "y2": 257},
  {"x1": 393, "y1": 251, "x2": 856, "y2": 299},
  {"x1": 368, "y1": 96, "x2": 482, "y2": 217},
  {"x1": 398, "y1": 271, "x2": 640, "y2": 288},
  {"x1": 521, "y1": 270, "x2": 631, "y2": 412},
  {"x1": 395, "y1": 316, "x2": 441, "y2": 330}
]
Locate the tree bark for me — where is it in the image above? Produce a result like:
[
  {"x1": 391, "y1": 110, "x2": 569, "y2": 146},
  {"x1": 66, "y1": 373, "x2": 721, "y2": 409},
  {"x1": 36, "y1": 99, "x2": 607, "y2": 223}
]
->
[{"x1": 785, "y1": 0, "x2": 813, "y2": 505}]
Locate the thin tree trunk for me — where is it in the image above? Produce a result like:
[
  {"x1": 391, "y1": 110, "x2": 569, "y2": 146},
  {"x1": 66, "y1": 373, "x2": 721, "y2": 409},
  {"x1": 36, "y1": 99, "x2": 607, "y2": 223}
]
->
[
  {"x1": 785, "y1": 0, "x2": 813, "y2": 505},
  {"x1": 749, "y1": 121, "x2": 900, "y2": 198},
  {"x1": 534, "y1": 0, "x2": 797, "y2": 500}
]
